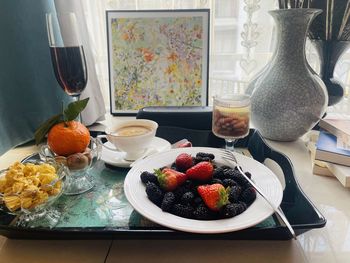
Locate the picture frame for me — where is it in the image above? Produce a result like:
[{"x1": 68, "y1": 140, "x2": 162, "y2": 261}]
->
[{"x1": 106, "y1": 9, "x2": 210, "y2": 115}]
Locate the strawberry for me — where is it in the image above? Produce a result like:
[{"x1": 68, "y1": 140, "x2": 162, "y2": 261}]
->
[
  {"x1": 154, "y1": 168, "x2": 187, "y2": 191},
  {"x1": 186, "y1": 161, "x2": 213, "y2": 181},
  {"x1": 197, "y1": 184, "x2": 230, "y2": 212},
  {"x1": 178, "y1": 141, "x2": 192, "y2": 148},
  {"x1": 175, "y1": 153, "x2": 194, "y2": 171}
]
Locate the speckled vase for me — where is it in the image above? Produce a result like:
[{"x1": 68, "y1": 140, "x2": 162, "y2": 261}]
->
[{"x1": 248, "y1": 9, "x2": 328, "y2": 141}]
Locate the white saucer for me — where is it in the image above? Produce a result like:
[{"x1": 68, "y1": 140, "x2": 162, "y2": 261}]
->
[{"x1": 101, "y1": 137, "x2": 171, "y2": 168}]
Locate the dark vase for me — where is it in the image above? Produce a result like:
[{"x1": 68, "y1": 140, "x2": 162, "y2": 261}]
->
[{"x1": 312, "y1": 40, "x2": 350, "y2": 106}]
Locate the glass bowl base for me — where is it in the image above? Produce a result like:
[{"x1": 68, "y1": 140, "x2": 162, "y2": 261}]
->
[
  {"x1": 15, "y1": 208, "x2": 61, "y2": 229},
  {"x1": 64, "y1": 174, "x2": 94, "y2": 195}
]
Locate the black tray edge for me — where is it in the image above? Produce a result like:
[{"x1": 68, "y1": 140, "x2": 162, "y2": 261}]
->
[{"x1": 0, "y1": 129, "x2": 326, "y2": 240}]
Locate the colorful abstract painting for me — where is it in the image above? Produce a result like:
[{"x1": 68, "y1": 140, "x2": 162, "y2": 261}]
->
[{"x1": 107, "y1": 10, "x2": 209, "y2": 114}]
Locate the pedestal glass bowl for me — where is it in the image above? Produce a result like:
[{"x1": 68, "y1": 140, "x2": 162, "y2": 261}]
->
[
  {"x1": 0, "y1": 159, "x2": 68, "y2": 228},
  {"x1": 40, "y1": 136, "x2": 101, "y2": 195}
]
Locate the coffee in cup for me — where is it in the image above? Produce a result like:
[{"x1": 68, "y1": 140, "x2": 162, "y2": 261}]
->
[
  {"x1": 98, "y1": 119, "x2": 158, "y2": 161},
  {"x1": 111, "y1": 125, "x2": 152, "y2": 137}
]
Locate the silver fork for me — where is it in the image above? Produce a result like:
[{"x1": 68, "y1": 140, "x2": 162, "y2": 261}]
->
[{"x1": 221, "y1": 149, "x2": 297, "y2": 240}]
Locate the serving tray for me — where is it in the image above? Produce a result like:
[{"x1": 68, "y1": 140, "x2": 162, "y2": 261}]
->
[{"x1": 0, "y1": 128, "x2": 326, "y2": 240}]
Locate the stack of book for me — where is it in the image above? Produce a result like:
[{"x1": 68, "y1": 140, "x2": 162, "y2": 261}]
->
[{"x1": 313, "y1": 117, "x2": 350, "y2": 188}]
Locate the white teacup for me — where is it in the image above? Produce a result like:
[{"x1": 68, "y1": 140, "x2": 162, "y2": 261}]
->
[{"x1": 98, "y1": 119, "x2": 158, "y2": 161}]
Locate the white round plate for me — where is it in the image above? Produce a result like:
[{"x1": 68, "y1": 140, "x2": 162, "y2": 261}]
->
[
  {"x1": 124, "y1": 147, "x2": 283, "y2": 234},
  {"x1": 101, "y1": 137, "x2": 171, "y2": 168}
]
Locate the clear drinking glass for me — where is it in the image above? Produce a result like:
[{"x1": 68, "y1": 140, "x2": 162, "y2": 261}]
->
[
  {"x1": 46, "y1": 12, "x2": 88, "y2": 121},
  {"x1": 212, "y1": 94, "x2": 251, "y2": 151}
]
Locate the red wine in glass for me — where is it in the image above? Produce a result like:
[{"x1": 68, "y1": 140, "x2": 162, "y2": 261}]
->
[
  {"x1": 50, "y1": 46, "x2": 88, "y2": 97},
  {"x1": 46, "y1": 12, "x2": 88, "y2": 104}
]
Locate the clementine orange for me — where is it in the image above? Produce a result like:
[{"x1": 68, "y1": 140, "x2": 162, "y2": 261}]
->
[{"x1": 47, "y1": 121, "x2": 90, "y2": 156}]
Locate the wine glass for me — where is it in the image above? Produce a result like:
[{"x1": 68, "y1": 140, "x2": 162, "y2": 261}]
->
[
  {"x1": 212, "y1": 94, "x2": 251, "y2": 152},
  {"x1": 46, "y1": 12, "x2": 88, "y2": 121}
]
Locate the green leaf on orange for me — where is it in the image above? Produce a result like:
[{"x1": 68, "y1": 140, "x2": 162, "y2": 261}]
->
[
  {"x1": 63, "y1": 98, "x2": 89, "y2": 121},
  {"x1": 34, "y1": 114, "x2": 62, "y2": 145},
  {"x1": 34, "y1": 97, "x2": 90, "y2": 145}
]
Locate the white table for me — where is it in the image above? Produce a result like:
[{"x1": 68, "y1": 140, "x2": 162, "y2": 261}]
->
[{"x1": 0, "y1": 133, "x2": 348, "y2": 263}]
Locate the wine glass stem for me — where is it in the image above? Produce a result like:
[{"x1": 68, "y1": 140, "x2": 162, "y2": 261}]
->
[
  {"x1": 75, "y1": 95, "x2": 82, "y2": 123},
  {"x1": 225, "y1": 139, "x2": 236, "y2": 152}
]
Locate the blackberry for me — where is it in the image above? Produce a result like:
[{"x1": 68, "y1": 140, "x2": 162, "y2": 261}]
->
[
  {"x1": 196, "y1": 152, "x2": 215, "y2": 160},
  {"x1": 145, "y1": 182, "x2": 164, "y2": 206},
  {"x1": 228, "y1": 185, "x2": 242, "y2": 203},
  {"x1": 240, "y1": 187, "x2": 256, "y2": 205},
  {"x1": 172, "y1": 203, "x2": 194, "y2": 219},
  {"x1": 222, "y1": 179, "x2": 237, "y2": 188},
  {"x1": 170, "y1": 162, "x2": 177, "y2": 170},
  {"x1": 211, "y1": 178, "x2": 223, "y2": 185},
  {"x1": 223, "y1": 168, "x2": 239, "y2": 179},
  {"x1": 222, "y1": 203, "x2": 240, "y2": 218},
  {"x1": 234, "y1": 166, "x2": 243, "y2": 172},
  {"x1": 193, "y1": 204, "x2": 212, "y2": 220},
  {"x1": 221, "y1": 165, "x2": 233, "y2": 172},
  {"x1": 174, "y1": 186, "x2": 190, "y2": 200},
  {"x1": 192, "y1": 157, "x2": 200, "y2": 164},
  {"x1": 213, "y1": 167, "x2": 225, "y2": 179},
  {"x1": 245, "y1": 171, "x2": 252, "y2": 179},
  {"x1": 202, "y1": 157, "x2": 212, "y2": 162},
  {"x1": 180, "y1": 191, "x2": 195, "y2": 204},
  {"x1": 222, "y1": 202, "x2": 247, "y2": 218},
  {"x1": 140, "y1": 171, "x2": 158, "y2": 185},
  {"x1": 183, "y1": 179, "x2": 193, "y2": 189},
  {"x1": 193, "y1": 196, "x2": 204, "y2": 206},
  {"x1": 193, "y1": 157, "x2": 211, "y2": 164},
  {"x1": 188, "y1": 180, "x2": 203, "y2": 189},
  {"x1": 236, "y1": 201, "x2": 247, "y2": 214},
  {"x1": 161, "y1": 192, "x2": 176, "y2": 212},
  {"x1": 231, "y1": 173, "x2": 249, "y2": 188}
]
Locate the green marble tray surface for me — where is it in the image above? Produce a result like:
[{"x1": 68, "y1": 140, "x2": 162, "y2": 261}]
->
[{"x1": 25, "y1": 159, "x2": 277, "y2": 230}]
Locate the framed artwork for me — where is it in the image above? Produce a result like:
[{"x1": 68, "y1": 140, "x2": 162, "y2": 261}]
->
[{"x1": 106, "y1": 9, "x2": 210, "y2": 115}]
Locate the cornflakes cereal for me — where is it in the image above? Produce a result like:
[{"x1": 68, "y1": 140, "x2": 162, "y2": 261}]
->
[
  {"x1": 0, "y1": 162, "x2": 62, "y2": 212},
  {"x1": 3, "y1": 196, "x2": 21, "y2": 211},
  {"x1": 21, "y1": 197, "x2": 33, "y2": 209}
]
